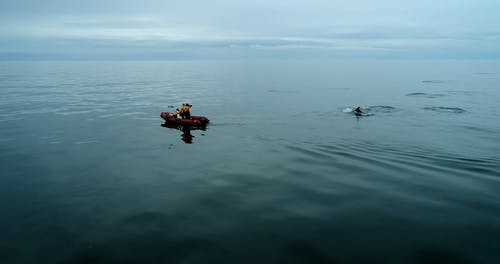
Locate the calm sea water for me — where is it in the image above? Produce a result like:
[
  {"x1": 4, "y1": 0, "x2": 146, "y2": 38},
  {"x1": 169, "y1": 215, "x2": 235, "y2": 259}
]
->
[{"x1": 0, "y1": 60, "x2": 499, "y2": 263}]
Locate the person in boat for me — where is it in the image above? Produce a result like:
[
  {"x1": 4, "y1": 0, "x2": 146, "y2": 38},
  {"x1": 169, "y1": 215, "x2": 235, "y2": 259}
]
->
[
  {"x1": 172, "y1": 108, "x2": 181, "y2": 118},
  {"x1": 354, "y1": 106, "x2": 363, "y2": 114},
  {"x1": 180, "y1": 103, "x2": 192, "y2": 119}
]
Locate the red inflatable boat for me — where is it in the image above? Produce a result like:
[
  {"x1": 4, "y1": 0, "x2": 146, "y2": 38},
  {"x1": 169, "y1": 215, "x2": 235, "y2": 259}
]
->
[{"x1": 160, "y1": 112, "x2": 210, "y2": 126}]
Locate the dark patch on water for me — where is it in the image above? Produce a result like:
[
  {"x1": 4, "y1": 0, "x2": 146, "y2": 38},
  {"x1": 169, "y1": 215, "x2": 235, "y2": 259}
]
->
[
  {"x1": 62, "y1": 246, "x2": 116, "y2": 264},
  {"x1": 327, "y1": 87, "x2": 351, "y2": 90},
  {"x1": 284, "y1": 240, "x2": 337, "y2": 264},
  {"x1": 0, "y1": 246, "x2": 19, "y2": 262},
  {"x1": 423, "y1": 106, "x2": 466, "y2": 113},
  {"x1": 267, "y1": 89, "x2": 296, "y2": 94},
  {"x1": 413, "y1": 246, "x2": 472, "y2": 264},
  {"x1": 406, "y1": 92, "x2": 447, "y2": 98},
  {"x1": 122, "y1": 211, "x2": 168, "y2": 225},
  {"x1": 474, "y1": 72, "x2": 496, "y2": 75},
  {"x1": 63, "y1": 235, "x2": 211, "y2": 264},
  {"x1": 422, "y1": 80, "x2": 449, "y2": 84}
]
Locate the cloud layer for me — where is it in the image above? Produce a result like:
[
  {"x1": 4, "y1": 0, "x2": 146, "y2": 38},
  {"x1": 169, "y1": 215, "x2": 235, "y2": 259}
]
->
[{"x1": 1, "y1": 0, "x2": 499, "y2": 59}]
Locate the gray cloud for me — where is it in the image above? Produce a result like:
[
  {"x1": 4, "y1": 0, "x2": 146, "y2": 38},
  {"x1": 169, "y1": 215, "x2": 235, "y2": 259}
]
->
[{"x1": 1, "y1": 0, "x2": 500, "y2": 59}]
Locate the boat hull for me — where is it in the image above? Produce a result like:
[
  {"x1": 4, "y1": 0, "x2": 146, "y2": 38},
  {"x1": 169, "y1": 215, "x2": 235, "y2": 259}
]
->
[{"x1": 160, "y1": 112, "x2": 209, "y2": 126}]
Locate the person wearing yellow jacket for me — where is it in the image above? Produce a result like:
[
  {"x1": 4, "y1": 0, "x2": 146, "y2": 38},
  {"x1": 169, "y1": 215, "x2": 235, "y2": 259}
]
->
[{"x1": 180, "y1": 103, "x2": 192, "y2": 119}]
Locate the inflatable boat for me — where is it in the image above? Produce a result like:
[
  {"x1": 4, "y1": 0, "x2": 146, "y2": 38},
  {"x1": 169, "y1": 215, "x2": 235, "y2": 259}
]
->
[{"x1": 160, "y1": 112, "x2": 210, "y2": 126}]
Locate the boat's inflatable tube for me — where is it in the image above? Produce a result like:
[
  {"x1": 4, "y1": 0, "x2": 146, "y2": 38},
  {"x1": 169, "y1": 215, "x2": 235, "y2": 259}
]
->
[{"x1": 160, "y1": 112, "x2": 210, "y2": 126}]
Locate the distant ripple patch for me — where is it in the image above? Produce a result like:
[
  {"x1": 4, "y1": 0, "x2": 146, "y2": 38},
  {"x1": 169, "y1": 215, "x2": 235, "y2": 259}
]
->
[
  {"x1": 474, "y1": 72, "x2": 496, "y2": 75},
  {"x1": 422, "y1": 80, "x2": 450, "y2": 84},
  {"x1": 75, "y1": 139, "x2": 100, "y2": 145},
  {"x1": 406, "y1": 92, "x2": 447, "y2": 98},
  {"x1": 365, "y1": 105, "x2": 397, "y2": 113},
  {"x1": 267, "y1": 89, "x2": 297, "y2": 94},
  {"x1": 327, "y1": 87, "x2": 351, "y2": 90},
  {"x1": 423, "y1": 106, "x2": 466, "y2": 113},
  {"x1": 282, "y1": 138, "x2": 500, "y2": 199}
]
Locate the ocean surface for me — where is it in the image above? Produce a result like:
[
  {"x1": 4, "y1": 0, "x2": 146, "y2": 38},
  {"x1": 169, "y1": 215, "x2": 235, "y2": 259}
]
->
[{"x1": 0, "y1": 60, "x2": 499, "y2": 264}]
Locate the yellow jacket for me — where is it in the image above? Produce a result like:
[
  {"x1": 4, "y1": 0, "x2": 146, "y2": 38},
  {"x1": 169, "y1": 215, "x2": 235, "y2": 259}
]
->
[{"x1": 181, "y1": 104, "x2": 191, "y2": 112}]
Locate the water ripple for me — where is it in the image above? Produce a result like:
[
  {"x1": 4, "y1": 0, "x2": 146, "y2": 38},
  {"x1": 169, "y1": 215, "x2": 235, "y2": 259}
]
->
[
  {"x1": 281, "y1": 139, "x2": 500, "y2": 191},
  {"x1": 422, "y1": 80, "x2": 450, "y2": 84},
  {"x1": 365, "y1": 105, "x2": 397, "y2": 113},
  {"x1": 406, "y1": 92, "x2": 447, "y2": 98},
  {"x1": 423, "y1": 106, "x2": 466, "y2": 113}
]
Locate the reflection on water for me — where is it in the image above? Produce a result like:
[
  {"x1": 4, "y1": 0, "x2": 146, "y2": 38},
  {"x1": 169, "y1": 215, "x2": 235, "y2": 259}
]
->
[{"x1": 161, "y1": 123, "x2": 206, "y2": 144}]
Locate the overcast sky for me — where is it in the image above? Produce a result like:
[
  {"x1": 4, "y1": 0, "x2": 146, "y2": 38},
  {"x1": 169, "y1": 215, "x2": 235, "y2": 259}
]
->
[{"x1": 1, "y1": 0, "x2": 499, "y2": 60}]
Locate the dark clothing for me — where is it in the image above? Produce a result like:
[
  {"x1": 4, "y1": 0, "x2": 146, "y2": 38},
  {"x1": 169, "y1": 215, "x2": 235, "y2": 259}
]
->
[{"x1": 181, "y1": 111, "x2": 191, "y2": 119}]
